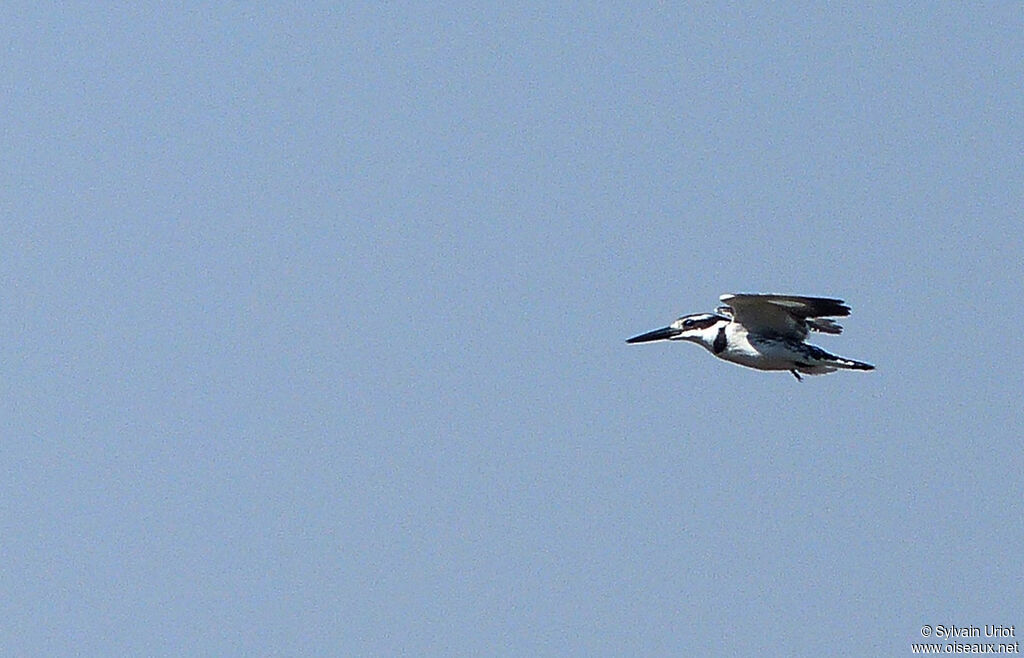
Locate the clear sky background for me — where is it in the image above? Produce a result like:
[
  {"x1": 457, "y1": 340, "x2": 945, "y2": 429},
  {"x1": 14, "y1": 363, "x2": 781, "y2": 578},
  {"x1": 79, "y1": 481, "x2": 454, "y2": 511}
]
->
[{"x1": 2, "y1": 4, "x2": 1021, "y2": 656}]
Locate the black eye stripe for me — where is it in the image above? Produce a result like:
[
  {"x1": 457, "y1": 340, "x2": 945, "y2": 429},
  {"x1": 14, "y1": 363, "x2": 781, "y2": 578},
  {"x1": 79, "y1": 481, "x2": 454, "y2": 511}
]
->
[{"x1": 680, "y1": 315, "x2": 724, "y2": 331}]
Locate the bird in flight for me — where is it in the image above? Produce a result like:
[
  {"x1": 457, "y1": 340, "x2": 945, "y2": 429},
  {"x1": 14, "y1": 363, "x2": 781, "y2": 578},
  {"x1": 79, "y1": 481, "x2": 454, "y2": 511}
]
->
[{"x1": 627, "y1": 293, "x2": 875, "y2": 381}]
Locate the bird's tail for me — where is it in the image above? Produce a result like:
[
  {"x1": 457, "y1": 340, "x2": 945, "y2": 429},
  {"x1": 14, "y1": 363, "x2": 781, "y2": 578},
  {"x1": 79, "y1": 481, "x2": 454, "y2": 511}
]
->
[
  {"x1": 828, "y1": 355, "x2": 875, "y2": 371},
  {"x1": 801, "y1": 343, "x2": 875, "y2": 371},
  {"x1": 792, "y1": 354, "x2": 874, "y2": 380}
]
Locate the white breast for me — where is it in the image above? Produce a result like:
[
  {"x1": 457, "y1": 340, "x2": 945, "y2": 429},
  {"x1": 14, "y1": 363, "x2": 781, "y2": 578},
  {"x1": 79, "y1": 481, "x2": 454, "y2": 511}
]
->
[{"x1": 716, "y1": 325, "x2": 798, "y2": 371}]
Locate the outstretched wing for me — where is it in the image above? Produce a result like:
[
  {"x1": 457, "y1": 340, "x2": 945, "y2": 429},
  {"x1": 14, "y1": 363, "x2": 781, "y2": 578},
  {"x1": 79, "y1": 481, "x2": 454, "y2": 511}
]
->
[{"x1": 719, "y1": 293, "x2": 851, "y2": 339}]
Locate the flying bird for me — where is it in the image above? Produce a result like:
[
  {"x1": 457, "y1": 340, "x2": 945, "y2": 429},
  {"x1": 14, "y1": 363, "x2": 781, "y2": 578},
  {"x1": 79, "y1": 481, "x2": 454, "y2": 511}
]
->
[{"x1": 627, "y1": 293, "x2": 875, "y2": 381}]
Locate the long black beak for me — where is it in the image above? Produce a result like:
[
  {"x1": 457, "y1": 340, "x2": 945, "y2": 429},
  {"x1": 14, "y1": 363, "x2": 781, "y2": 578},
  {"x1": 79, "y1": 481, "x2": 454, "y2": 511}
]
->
[{"x1": 626, "y1": 326, "x2": 682, "y2": 344}]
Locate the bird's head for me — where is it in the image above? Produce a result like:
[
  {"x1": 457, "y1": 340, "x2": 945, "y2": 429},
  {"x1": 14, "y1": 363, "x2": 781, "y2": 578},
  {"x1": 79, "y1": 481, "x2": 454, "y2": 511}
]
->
[{"x1": 626, "y1": 313, "x2": 729, "y2": 350}]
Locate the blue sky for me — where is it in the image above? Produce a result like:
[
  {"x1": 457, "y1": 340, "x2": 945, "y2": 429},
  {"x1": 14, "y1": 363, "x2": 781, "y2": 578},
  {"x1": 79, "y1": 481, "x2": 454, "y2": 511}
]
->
[{"x1": 2, "y1": 4, "x2": 1021, "y2": 656}]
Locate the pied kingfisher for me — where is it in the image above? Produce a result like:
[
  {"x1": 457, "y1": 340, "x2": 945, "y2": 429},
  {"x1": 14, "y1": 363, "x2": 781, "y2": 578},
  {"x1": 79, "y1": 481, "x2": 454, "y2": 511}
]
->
[{"x1": 627, "y1": 293, "x2": 875, "y2": 381}]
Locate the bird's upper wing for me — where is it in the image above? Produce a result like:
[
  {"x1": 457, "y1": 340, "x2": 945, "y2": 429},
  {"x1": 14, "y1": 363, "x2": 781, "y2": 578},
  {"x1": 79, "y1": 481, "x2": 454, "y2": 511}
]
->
[{"x1": 718, "y1": 293, "x2": 851, "y2": 339}]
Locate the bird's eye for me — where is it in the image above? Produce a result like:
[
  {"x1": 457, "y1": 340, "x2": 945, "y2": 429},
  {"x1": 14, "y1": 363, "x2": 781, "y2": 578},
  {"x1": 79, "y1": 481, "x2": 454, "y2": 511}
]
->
[{"x1": 682, "y1": 319, "x2": 695, "y2": 329}]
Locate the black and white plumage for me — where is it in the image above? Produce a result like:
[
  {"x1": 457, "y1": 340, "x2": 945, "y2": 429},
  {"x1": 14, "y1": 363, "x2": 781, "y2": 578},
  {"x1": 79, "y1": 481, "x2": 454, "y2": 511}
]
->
[{"x1": 627, "y1": 293, "x2": 875, "y2": 381}]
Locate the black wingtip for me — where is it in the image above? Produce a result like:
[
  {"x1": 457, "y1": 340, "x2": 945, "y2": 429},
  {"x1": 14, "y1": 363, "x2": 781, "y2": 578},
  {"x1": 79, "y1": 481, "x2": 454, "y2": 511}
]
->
[{"x1": 806, "y1": 298, "x2": 851, "y2": 318}]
